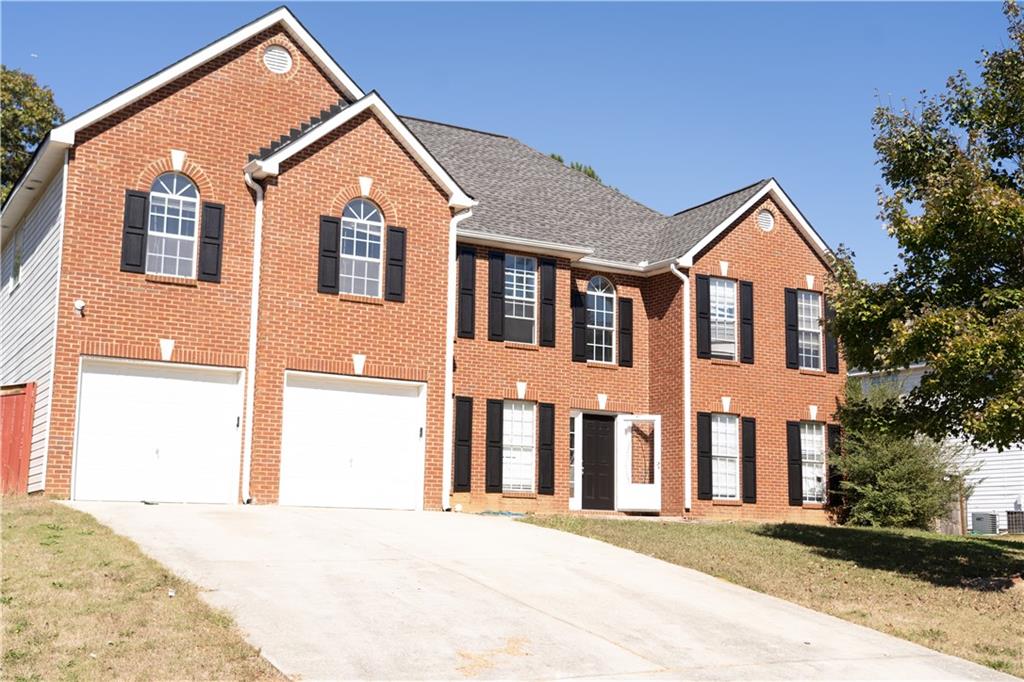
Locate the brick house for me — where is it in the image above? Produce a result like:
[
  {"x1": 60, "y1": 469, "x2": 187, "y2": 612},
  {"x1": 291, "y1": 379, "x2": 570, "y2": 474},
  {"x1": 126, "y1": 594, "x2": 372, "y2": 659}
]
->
[{"x1": 0, "y1": 7, "x2": 844, "y2": 519}]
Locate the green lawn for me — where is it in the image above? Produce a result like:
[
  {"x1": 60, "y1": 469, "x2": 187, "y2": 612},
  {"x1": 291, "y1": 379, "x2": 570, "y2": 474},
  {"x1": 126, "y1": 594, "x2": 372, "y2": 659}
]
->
[
  {"x1": 523, "y1": 515, "x2": 1024, "y2": 677},
  {"x1": 1, "y1": 496, "x2": 281, "y2": 681}
]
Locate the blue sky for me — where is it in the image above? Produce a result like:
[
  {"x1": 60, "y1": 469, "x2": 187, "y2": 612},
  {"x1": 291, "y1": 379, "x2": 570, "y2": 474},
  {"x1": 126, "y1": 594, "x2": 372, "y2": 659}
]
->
[{"x1": 2, "y1": 2, "x2": 1009, "y2": 280}]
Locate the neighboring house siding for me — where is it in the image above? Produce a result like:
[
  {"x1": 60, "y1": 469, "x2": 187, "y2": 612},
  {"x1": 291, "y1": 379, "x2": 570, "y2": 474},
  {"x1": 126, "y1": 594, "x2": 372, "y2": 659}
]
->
[
  {"x1": 0, "y1": 170, "x2": 65, "y2": 491},
  {"x1": 966, "y1": 445, "x2": 1024, "y2": 531}
]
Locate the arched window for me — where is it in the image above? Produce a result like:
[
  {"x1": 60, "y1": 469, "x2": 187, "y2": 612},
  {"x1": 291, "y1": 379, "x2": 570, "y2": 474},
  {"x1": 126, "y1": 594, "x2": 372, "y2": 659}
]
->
[
  {"x1": 586, "y1": 276, "x2": 615, "y2": 363},
  {"x1": 147, "y1": 172, "x2": 199, "y2": 278},
  {"x1": 340, "y1": 198, "x2": 384, "y2": 297}
]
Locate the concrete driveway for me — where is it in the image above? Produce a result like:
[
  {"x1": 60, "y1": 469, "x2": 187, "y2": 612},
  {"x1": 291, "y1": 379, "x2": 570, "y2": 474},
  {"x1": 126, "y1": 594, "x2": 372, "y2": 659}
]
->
[{"x1": 70, "y1": 503, "x2": 1009, "y2": 681}]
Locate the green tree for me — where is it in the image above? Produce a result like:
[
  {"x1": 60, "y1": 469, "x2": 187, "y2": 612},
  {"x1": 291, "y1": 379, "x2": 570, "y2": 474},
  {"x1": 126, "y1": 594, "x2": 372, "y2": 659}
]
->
[
  {"x1": 1, "y1": 66, "x2": 64, "y2": 204},
  {"x1": 833, "y1": 382, "x2": 971, "y2": 529},
  {"x1": 549, "y1": 153, "x2": 602, "y2": 183},
  {"x1": 830, "y1": 1, "x2": 1024, "y2": 450}
]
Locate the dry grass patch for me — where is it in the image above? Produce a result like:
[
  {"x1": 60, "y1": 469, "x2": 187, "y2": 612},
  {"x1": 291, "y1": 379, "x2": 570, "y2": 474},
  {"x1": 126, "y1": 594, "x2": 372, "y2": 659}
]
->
[
  {"x1": 523, "y1": 515, "x2": 1024, "y2": 678},
  {"x1": 1, "y1": 495, "x2": 281, "y2": 681}
]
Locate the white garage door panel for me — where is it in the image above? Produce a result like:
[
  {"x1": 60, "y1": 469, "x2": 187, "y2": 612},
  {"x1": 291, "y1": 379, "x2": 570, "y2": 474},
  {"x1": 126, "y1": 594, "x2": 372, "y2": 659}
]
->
[
  {"x1": 74, "y1": 360, "x2": 242, "y2": 504},
  {"x1": 280, "y1": 373, "x2": 425, "y2": 510}
]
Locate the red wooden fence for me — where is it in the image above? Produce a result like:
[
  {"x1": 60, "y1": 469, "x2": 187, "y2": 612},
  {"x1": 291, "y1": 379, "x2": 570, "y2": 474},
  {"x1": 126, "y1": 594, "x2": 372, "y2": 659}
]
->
[{"x1": 1, "y1": 383, "x2": 35, "y2": 494}]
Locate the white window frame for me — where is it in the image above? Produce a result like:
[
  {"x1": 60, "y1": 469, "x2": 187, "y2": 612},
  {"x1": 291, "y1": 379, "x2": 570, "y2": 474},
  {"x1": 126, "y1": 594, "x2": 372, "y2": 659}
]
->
[
  {"x1": 709, "y1": 277, "x2": 737, "y2": 360},
  {"x1": 504, "y1": 254, "x2": 537, "y2": 344},
  {"x1": 586, "y1": 276, "x2": 616, "y2": 363},
  {"x1": 797, "y1": 290, "x2": 823, "y2": 370},
  {"x1": 339, "y1": 198, "x2": 384, "y2": 298},
  {"x1": 800, "y1": 421, "x2": 826, "y2": 503},
  {"x1": 502, "y1": 400, "x2": 536, "y2": 493},
  {"x1": 146, "y1": 172, "x2": 200, "y2": 279},
  {"x1": 711, "y1": 413, "x2": 740, "y2": 500}
]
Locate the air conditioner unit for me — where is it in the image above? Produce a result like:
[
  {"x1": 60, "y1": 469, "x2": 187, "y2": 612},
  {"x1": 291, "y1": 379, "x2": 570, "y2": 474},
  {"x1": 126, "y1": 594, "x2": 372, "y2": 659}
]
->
[
  {"x1": 1007, "y1": 511, "x2": 1024, "y2": 535},
  {"x1": 971, "y1": 512, "x2": 998, "y2": 535}
]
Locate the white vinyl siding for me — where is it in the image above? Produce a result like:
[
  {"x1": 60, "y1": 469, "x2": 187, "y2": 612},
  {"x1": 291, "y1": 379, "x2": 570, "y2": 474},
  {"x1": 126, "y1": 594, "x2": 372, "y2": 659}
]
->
[
  {"x1": 711, "y1": 413, "x2": 739, "y2": 499},
  {"x1": 502, "y1": 400, "x2": 536, "y2": 492},
  {"x1": 0, "y1": 169, "x2": 65, "y2": 492},
  {"x1": 801, "y1": 422, "x2": 826, "y2": 503},
  {"x1": 964, "y1": 443, "x2": 1024, "y2": 532},
  {"x1": 709, "y1": 277, "x2": 737, "y2": 359},
  {"x1": 797, "y1": 290, "x2": 822, "y2": 370}
]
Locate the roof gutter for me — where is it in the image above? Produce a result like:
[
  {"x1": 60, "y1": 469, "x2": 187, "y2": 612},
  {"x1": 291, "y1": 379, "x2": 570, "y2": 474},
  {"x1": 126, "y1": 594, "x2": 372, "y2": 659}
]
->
[
  {"x1": 669, "y1": 262, "x2": 693, "y2": 512},
  {"x1": 456, "y1": 229, "x2": 593, "y2": 261}
]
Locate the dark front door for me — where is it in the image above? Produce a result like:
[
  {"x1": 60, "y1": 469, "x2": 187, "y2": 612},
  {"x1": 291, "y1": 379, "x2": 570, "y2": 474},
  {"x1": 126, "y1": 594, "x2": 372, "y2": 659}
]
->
[{"x1": 582, "y1": 414, "x2": 615, "y2": 510}]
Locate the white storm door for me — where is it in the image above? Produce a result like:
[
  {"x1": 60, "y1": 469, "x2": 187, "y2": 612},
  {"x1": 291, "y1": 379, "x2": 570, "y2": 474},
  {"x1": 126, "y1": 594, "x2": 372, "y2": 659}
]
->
[
  {"x1": 279, "y1": 372, "x2": 426, "y2": 510},
  {"x1": 614, "y1": 414, "x2": 661, "y2": 512}
]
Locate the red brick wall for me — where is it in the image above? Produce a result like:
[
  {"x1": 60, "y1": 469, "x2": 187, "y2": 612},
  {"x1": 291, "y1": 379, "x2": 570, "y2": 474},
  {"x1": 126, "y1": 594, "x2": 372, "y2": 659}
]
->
[
  {"x1": 651, "y1": 196, "x2": 846, "y2": 521},
  {"x1": 45, "y1": 28, "x2": 344, "y2": 496},
  {"x1": 451, "y1": 252, "x2": 650, "y2": 512},
  {"x1": 250, "y1": 110, "x2": 452, "y2": 505}
]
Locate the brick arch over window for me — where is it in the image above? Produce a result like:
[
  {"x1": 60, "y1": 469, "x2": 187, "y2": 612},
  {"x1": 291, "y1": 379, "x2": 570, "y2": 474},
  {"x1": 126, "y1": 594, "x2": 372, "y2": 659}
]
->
[
  {"x1": 135, "y1": 157, "x2": 215, "y2": 198},
  {"x1": 330, "y1": 183, "x2": 399, "y2": 225}
]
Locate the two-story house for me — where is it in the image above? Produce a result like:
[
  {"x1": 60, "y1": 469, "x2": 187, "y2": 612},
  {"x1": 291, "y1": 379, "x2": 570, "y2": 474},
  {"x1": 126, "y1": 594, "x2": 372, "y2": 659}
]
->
[{"x1": 0, "y1": 6, "x2": 844, "y2": 520}]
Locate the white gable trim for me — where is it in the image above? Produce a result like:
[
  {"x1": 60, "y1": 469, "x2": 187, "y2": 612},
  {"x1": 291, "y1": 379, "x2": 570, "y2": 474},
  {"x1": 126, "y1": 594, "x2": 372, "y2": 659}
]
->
[
  {"x1": 676, "y1": 179, "x2": 831, "y2": 268},
  {"x1": 51, "y1": 7, "x2": 362, "y2": 146},
  {"x1": 248, "y1": 92, "x2": 475, "y2": 210}
]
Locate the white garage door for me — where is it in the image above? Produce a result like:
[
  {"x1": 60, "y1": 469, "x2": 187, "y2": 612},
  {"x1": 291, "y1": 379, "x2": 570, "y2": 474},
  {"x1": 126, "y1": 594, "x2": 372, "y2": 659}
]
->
[
  {"x1": 279, "y1": 372, "x2": 426, "y2": 510},
  {"x1": 73, "y1": 359, "x2": 243, "y2": 504}
]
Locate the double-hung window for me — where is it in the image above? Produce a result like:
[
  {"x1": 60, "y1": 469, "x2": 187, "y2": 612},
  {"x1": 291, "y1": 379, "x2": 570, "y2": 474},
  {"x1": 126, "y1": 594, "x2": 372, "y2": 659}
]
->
[
  {"x1": 340, "y1": 199, "x2": 384, "y2": 297},
  {"x1": 586, "y1": 276, "x2": 615, "y2": 362},
  {"x1": 504, "y1": 255, "x2": 537, "y2": 343},
  {"x1": 711, "y1": 413, "x2": 739, "y2": 499},
  {"x1": 147, "y1": 173, "x2": 199, "y2": 278},
  {"x1": 502, "y1": 400, "x2": 536, "y2": 492},
  {"x1": 797, "y1": 290, "x2": 823, "y2": 370},
  {"x1": 709, "y1": 277, "x2": 737, "y2": 359},
  {"x1": 800, "y1": 422, "x2": 826, "y2": 503}
]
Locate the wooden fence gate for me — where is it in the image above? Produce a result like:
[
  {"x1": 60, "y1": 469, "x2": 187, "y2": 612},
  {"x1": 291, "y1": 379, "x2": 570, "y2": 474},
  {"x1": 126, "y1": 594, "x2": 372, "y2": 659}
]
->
[{"x1": 1, "y1": 383, "x2": 36, "y2": 494}]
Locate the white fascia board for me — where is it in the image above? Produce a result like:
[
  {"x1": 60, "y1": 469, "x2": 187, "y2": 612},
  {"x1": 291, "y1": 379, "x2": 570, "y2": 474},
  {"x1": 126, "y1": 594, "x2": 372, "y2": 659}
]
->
[
  {"x1": 456, "y1": 229, "x2": 593, "y2": 261},
  {"x1": 577, "y1": 255, "x2": 675, "y2": 275},
  {"x1": 677, "y1": 179, "x2": 831, "y2": 268},
  {"x1": 254, "y1": 92, "x2": 475, "y2": 210},
  {"x1": 50, "y1": 7, "x2": 363, "y2": 147},
  {"x1": 0, "y1": 137, "x2": 67, "y2": 244}
]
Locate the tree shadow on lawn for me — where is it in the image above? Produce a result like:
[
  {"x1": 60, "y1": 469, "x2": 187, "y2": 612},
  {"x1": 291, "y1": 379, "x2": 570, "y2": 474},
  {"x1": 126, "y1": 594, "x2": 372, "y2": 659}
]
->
[{"x1": 755, "y1": 524, "x2": 1024, "y2": 591}]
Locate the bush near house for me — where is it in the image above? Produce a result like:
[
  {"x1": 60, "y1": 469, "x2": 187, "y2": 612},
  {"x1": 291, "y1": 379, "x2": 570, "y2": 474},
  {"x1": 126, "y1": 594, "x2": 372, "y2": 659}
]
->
[{"x1": 831, "y1": 381, "x2": 971, "y2": 529}]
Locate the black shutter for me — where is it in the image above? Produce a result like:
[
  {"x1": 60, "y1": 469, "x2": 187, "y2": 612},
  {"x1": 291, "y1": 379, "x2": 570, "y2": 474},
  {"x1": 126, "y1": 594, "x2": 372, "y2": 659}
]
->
[
  {"x1": 384, "y1": 226, "x2": 406, "y2": 302},
  {"x1": 457, "y1": 246, "x2": 476, "y2": 339},
  {"x1": 787, "y1": 421, "x2": 803, "y2": 505},
  {"x1": 453, "y1": 397, "x2": 473, "y2": 492},
  {"x1": 571, "y1": 288, "x2": 587, "y2": 362},
  {"x1": 317, "y1": 216, "x2": 341, "y2": 294},
  {"x1": 697, "y1": 412, "x2": 712, "y2": 500},
  {"x1": 785, "y1": 288, "x2": 799, "y2": 369},
  {"x1": 825, "y1": 298, "x2": 839, "y2": 374},
  {"x1": 696, "y1": 275, "x2": 711, "y2": 359},
  {"x1": 739, "y1": 280, "x2": 754, "y2": 364},
  {"x1": 539, "y1": 258, "x2": 556, "y2": 347},
  {"x1": 827, "y1": 423, "x2": 842, "y2": 507},
  {"x1": 742, "y1": 417, "x2": 756, "y2": 503},
  {"x1": 485, "y1": 399, "x2": 503, "y2": 492},
  {"x1": 618, "y1": 297, "x2": 634, "y2": 367},
  {"x1": 197, "y1": 202, "x2": 225, "y2": 283},
  {"x1": 488, "y1": 251, "x2": 504, "y2": 341},
  {"x1": 120, "y1": 190, "x2": 149, "y2": 273},
  {"x1": 538, "y1": 402, "x2": 555, "y2": 494}
]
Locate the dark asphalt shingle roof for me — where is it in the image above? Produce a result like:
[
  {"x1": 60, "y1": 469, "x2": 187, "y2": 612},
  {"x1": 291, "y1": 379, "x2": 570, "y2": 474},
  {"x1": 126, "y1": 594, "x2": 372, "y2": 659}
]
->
[{"x1": 256, "y1": 107, "x2": 773, "y2": 265}]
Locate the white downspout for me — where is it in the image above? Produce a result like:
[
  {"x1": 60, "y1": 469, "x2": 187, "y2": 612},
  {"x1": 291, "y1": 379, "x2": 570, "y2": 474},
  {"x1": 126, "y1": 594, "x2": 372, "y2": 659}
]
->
[
  {"x1": 669, "y1": 263, "x2": 692, "y2": 511},
  {"x1": 240, "y1": 170, "x2": 265, "y2": 504},
  {"x1": 441, "y1": 208, "x2": 474, "y2": 511}
]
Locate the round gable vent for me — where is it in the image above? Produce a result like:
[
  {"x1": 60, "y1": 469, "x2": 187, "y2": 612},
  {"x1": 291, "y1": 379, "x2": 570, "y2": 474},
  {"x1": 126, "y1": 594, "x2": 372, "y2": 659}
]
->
[
  {"x1": 757, "y1": 209, "x2": 775, "y2": 232},
  {"x1": 263, "y1": 45, "x2": 293, "y2": 74}
]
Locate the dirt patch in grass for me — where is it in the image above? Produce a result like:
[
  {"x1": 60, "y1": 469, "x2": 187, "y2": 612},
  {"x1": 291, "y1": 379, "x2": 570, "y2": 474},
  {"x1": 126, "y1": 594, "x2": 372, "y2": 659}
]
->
[
  {"x1": 1, "y1": 495, "x2": 281, "y2": 681},
  {"x1": 523, "y1": 515, "x2": 1024, "y2": 677}
]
